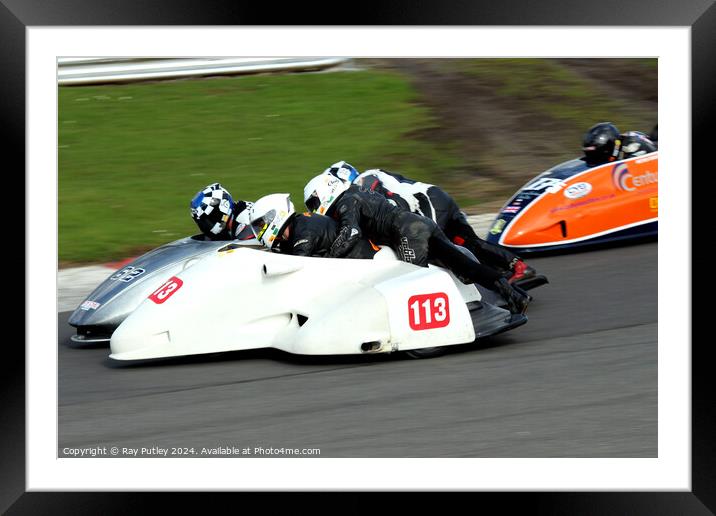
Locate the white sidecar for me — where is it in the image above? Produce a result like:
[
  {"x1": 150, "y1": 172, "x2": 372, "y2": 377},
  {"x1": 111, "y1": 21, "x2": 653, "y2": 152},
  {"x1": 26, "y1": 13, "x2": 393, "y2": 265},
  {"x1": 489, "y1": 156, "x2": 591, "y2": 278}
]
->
[{"x1": 109, "y1": 247, "x2": 527, "y2": 360}]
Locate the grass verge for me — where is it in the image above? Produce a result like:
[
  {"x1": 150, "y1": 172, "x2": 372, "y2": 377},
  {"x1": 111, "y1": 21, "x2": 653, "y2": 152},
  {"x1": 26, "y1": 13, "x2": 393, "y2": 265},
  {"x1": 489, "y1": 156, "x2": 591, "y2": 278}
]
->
[{"x1": 59, "y1": 71, "x2": 458, "y2": 264}]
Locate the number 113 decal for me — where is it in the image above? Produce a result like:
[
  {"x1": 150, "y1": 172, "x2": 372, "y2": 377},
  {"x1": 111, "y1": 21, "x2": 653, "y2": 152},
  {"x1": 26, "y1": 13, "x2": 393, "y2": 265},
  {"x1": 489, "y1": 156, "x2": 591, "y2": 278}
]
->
[{"x1": 408, "y1": 293, "x2": 450, "y2": 330}]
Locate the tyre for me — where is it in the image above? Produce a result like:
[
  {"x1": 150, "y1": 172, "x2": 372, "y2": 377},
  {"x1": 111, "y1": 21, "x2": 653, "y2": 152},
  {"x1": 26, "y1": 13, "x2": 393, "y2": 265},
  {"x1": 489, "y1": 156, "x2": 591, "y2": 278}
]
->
[{"x1": 404, "y1": 347, "x2": 445, "y2": 359}]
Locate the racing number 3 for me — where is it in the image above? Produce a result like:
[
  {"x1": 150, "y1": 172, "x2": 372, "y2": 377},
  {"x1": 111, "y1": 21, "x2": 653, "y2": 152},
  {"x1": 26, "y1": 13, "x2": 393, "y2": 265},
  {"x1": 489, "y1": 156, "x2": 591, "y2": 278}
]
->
[
  {"x1": 149, "y1": 276, "x2": 183, "y2": 304},
  {"x1": 408, "y1": 293, "x2": 450, "y2": 331}
]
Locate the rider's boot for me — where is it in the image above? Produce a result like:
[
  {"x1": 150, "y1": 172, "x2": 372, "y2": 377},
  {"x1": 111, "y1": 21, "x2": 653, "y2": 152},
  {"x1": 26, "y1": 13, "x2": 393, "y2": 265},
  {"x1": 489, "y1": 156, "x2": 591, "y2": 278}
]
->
[
  {"x1": 494, "y1": 277, "x2": 532, "y2": 315},
  {"x1": 507, "y1": 258, "x2": 537, "y2": 284}
]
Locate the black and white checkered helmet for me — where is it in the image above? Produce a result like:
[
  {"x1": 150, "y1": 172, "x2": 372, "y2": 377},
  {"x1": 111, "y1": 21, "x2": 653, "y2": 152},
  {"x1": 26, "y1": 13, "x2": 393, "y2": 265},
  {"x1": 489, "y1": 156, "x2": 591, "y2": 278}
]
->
[{"x1": 190, "y1": 183, "x2": 236, "y2": 238}]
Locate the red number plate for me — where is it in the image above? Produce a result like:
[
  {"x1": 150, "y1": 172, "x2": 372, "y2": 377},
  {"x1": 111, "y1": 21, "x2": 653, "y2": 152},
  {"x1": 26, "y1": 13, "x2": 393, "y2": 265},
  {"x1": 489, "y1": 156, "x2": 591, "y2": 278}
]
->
[
  {"x1": 408, "y1": 293, "x2": 450, "y2": 331},
  {"x1": 149, "y1": 276, "x2": 184, "y2": 304}
]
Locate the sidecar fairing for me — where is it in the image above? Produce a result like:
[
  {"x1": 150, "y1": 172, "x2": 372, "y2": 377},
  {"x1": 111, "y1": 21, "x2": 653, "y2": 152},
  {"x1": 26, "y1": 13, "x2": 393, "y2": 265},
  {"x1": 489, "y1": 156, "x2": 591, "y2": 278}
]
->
[
  {"x1": 109, "y1": 247, "x2": 526, "y2": 361},
  {"x1": 67, "y1": 234, "x2": 260, "y2": 343},
  {"x1": 486, "y1": 153, "x2": 658, "y2": 253}
]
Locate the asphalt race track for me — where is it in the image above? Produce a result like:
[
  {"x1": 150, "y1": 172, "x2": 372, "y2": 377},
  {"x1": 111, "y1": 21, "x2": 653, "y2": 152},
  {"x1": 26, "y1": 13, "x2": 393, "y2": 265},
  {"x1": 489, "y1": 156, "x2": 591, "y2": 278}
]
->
[{"x1": 58, "y1": 242, "x2": 657, "y2": 458}]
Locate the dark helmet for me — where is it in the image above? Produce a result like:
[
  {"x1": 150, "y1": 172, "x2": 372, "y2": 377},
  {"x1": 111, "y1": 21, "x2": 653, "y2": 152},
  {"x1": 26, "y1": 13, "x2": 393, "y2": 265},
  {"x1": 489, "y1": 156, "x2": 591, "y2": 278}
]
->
[
  {"x1": 582, "y1": 122, "x2": 621, "y2": 164},
  {"x1": 190, "y1": 183, "x2": 236, "y2": 239}
]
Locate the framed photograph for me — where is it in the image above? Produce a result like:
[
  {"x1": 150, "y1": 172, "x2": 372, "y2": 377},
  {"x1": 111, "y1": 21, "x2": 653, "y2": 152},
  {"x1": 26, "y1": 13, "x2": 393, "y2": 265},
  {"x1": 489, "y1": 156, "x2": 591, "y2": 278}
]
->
[{"x1": 6, "y1": 0, "x2": 712, "y2": 513}]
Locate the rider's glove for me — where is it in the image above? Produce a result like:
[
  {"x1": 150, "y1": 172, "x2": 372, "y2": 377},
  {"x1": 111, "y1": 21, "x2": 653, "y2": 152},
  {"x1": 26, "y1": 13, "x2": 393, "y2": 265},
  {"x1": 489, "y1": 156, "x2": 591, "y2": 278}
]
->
[{"x1": 328, "y1": 225, "x2": 361, "y2": 258}]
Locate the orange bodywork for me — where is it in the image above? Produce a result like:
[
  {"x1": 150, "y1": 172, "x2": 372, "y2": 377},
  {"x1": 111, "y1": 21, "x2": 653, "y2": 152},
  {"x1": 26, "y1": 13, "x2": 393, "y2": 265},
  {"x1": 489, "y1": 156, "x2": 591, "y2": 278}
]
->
[{"x1": 499, "y1": 153, "x2": 658, "y2": 248}]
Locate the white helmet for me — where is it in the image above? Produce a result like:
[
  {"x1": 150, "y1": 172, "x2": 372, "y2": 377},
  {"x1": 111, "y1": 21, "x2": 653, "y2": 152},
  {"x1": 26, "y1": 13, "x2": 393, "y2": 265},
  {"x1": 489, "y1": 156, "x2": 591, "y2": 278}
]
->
[
  {"x1": 248, "y1": 194, "x2": 295, "y2": 249},
  {"x1": 303, "y1": 173, "x2": 351, "y2": 216}
]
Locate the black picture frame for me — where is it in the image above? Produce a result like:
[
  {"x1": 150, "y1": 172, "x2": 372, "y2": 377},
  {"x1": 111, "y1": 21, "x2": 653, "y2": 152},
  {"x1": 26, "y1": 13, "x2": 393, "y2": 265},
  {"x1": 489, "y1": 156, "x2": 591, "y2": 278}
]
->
[{"x1": 5, "y1": 0, "x2": 713, "y2": 513}]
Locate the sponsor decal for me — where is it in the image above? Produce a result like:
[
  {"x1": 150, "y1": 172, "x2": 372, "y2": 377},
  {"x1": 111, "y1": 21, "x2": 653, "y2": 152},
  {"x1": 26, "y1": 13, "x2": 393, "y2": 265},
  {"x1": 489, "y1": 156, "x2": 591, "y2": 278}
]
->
[
  {"x1": 650, "y1": 197, "x2": 658, "y2": 211},
  {"x1": 149, "y1": 276, "x2": 184, "y2": 304},
  {"x1": 109, "y1": 266, "x2": 146, "y2": 283},
  {"x1": 490, "y1": 219, "x2": 506, "y2": 235},
  {"x1": 502, "y1": 206, "x2": 520, "y2": 214},
  {"x1": 612, "y1": 163, "x2": 658, "y2": 192},
  {"x1": 523, "y1": 177, "x2": 566, "y2": 194},
  {"x1": 255, "y1": 222, "x2": 269, "y2": 239},
  {"x1": 397, "y1": 237, "x2": 416, "y2": 263},
  {"x1": 408, "y1": 292, "x2": 450, "y2": 331},
  {"x1": 80, "y1": 300, "x2": 101, "y2": 311},
  {"x1": 564, "y1": 182, "x2": 592, "y2": 200},
  {"x1": 550, "y1": 193, "x2": 616, "y2": 214},
  {"x1": 612, "y1": 163, "x2": 629, "y2": 190}
]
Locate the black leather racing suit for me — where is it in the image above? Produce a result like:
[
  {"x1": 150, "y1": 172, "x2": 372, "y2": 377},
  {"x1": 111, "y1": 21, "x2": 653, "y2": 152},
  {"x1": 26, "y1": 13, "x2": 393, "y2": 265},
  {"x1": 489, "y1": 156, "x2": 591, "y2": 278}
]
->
[
  {"x1": 274, "y1": 212, "x2": 378, "y2": 259},
  {"x1": 356, "y1": 169, "x2": 520, "y2": 271},
  {"x1": 620, "y1": 131, "x2": 658, "y2": 159},
  {"x1": 327, "y1": 185, "x2": 502, "y2": 288},
  {"x1": 585, "y1": 131, "x2": 658, "y2": 168}
]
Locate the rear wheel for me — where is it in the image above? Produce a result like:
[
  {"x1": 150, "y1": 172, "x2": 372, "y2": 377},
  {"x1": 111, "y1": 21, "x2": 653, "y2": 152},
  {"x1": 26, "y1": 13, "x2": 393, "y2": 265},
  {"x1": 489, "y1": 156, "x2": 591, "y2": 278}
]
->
[{"x1": 404, "y1": 347, "x2": 445, "y2": 359}]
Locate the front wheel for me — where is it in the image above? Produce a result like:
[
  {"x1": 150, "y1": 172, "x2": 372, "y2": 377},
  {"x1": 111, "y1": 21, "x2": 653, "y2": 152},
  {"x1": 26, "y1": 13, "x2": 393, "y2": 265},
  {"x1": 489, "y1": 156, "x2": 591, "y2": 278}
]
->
[{"x1": 404, "y1": 347, "x2": 445, "y2": 359}]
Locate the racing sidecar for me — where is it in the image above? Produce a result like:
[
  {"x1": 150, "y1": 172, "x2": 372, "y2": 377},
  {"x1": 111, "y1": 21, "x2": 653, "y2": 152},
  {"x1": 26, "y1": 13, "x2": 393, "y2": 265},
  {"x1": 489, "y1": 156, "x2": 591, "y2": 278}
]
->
[
  {"x1": 68, "y1": 232, "x2": 543, "y2": 346},
  {"x1": 108, "y1": 247, "x2": 527, "y2": 361},
  {"x1": 486, "y1": 152, "x2": 658, "y2": 253}
]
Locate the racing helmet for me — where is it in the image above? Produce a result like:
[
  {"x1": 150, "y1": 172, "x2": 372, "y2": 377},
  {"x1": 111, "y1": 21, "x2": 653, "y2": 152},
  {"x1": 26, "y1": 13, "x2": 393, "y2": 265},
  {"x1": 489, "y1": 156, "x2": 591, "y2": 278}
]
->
[
  {"x1": 248, "y1": 193, "x2": 295, "y2": 249},
  {"x1": 303, "y1": 172, "x2": 351, "y2": 216},
  {"x1": 582, "y1": 122, "x2": 621, "y2": 164},
  {"x1": 190, "y1": 183, "x2": 236, "y2": 238},
  {"x1": 235, "y1": 201, "x2": 253, "y2": 226},
  {"x1": 323, "y1": 160, "x2": 359, "y2": 184},
  {"x1": 233, "y1": 200, "x2": 255, "y2": 240}
]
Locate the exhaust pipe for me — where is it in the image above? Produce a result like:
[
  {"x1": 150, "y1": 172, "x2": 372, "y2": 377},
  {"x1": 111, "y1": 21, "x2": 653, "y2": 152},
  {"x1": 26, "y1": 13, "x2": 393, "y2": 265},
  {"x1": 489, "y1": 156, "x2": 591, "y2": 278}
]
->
[{"x1": 262, "y1": 262, "x2": 304, "y2": 278}]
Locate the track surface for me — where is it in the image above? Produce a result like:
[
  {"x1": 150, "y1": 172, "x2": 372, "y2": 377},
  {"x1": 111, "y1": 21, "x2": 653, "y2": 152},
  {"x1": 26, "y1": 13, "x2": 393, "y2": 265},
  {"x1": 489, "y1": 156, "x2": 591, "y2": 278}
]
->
[{"x1": 58, "y1": 242, "x2": 657, "y2": 457}]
